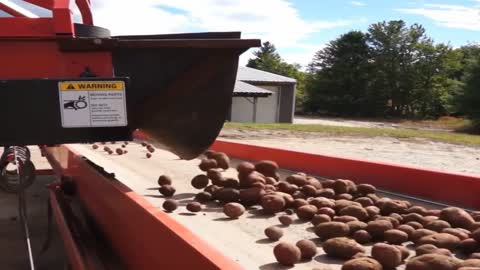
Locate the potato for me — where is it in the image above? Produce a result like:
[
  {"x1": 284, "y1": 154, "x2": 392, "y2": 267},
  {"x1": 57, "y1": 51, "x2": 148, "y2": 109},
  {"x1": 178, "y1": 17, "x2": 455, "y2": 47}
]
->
[
  {"x1": 408, "y1": 206, "x2": 429, "y2": 216},
  {"x1": 335, "y1": 200, "x2": 362, "y2": 213},
  {"x1": 355, "y1": 197, "x2": 374, "y2": 207},
  {"x1": 284, "y1": 208, "x2": 295, "y2": 215},
  {"x1": 115, "y1": 148, "x2": 123, "y2": 155},
  {"x1": 265, "y1": 226, "x2": 283, "y2": 241},
  {"x1": 404, "y1": 213, "x2": 426, "y2": 224},
  {"x1": 335, "y1": 193, "x2": 353, "y2": 200},
  {"x1": 333, "y1": 216, "x2": 359, "y2": 223},
  {"x1": 199, "y1": 158, "x2": 218, "y2": 171},
  {"x1": 314, "y1": 222, "x2": 350, "y2": 240},
  {"x1": 240, "y1": 171, "x2": 266, "y2": 188},
  {"x1": 389, "y1": 212, "x2": 403, "y2": 222},
  {"x1": 406, "y1": 254, "x2": 461, "y2": 270},
  {"x1": 425, "y1": 220, "x2": 451, "y2": 232},
  {"x1": 411, "y1": 229, "x2": 437, "y2": 243},
  {"x1": 194, "y1": 191, "x2": 212, "y2": 203},
  {"x1": 347, "y1": 221, "x2": 368, "y2": 233},
  {"x1": 440, "y1": 207, "x2": 475, "y2": 229},
  {"x1": 461, "y1": 259, "x2": 480, "y2": 268},
  {"x1": 279, "y1": 215, "x2": 294, "y2": 226},
  {"x1": 301, "y1": 184, "x2": 317, "y2": 197},
  {"x1": 442, "y1": 228, "x2": 469, "y2": 240},
  {"x1": 292, "y1": 191, "x2": 307, "y2": 199},
  {"x1": 398, "y1": 224, "x2": 416, "y2": 238},
  {"x1": 342, "y1": 257, "x2": 382, "y2": 270},
  {"x1": 297, "y1": 205, "x2": 318, "y2": 221},
  {"x1": 211, "y1": 152, "x2": 229, "y2": 170},
  {"x1": 357, "y1": 184, "x2": 376, "y2": 195},
  {"x1": 162, "y1": 199, "x2": 178, "y2": 212},
  {"x1": 471, "y1": 223, "x2": 480, "y2": 232},
  {"x1": 353, "y1": 230, "x2": 372, "y2": 244},
  {"x1": 223, "y1": 202, "x2": 245, "y2": 218},
  {"x1": 186, "y1": 202, "x2": 202, "y2": 213},
  {"x1": 322, "y1": 237, "x2": 365, "y2": 259},
  {"x1": 333, "y1": 179, "x2": 350, "y2": 194},
  {"x1": 92, "y1": 144, "x2": 99, "y2": 150},
  {"x1": 458, "y1": 267, "x2": 480, "y2": 270},
  {"x1": 384, "y1": 229, "x2": 409, "y2": 244},
  {"x1": 159, "y1": 185, "x2": 176, "y2": 197},
  {"x1": 265, "y1": 177, "x2": 277, "y2": 185},
  {"x1": 255, "y1": 160, "x2": 278, "y2": 178},
  {"x1": 316, "y1": 188, "x2": 335, "y2": 198},
  {"x1": 307, "y1": 177, "x2": 323, "y2": 189},
  {"x1": 395, "y1": 245, "x2": 411, "y2": 261},
  {"x1": 407, "y1": 221, "x2": 424, "y2": 230},
  {"x1": 423, "y1": 215, "x2": 440, "y2": 225},
  {"x1": 311, "y1": 214, "x2": 332, "y2": 226},
  {"x1": 339, "y1": 205, "x2": 369, "y2": 221},
  {"x1": 236, "y1": 161, "x2": 255, "y2": 175},
  {"x1": 206, "y1": 169, "x2": 224, "y2": 186},
  {"x1": 310, "y1": 197, "x2": 335, "y2": 209},
  {"x1": 293, "y1": 199, "x2": 309, "y2": 209},
  {"x1": 296, "y1": 239, "x2": 317, "y2": 260},
  {"x1": 274, "y1": 192, "x2": 294, "y2": 208},
  {"x1": 380, "y1": 200, "x2": 409, "y2": 215},
  {"x1": 365, "y1": 206, "x2": 380, "y2": 219},
  {"x1": 416, "y1": 244, "x2": 452, "y2": 256},
  {"x1": 366, "y1": 219, "x2": 393, "y2": 238},
  {"x1": 459, "y1": 238, "x2": 480, "y2": 254},
  {"x1": 318, "y1": 207, "x2": 336, "y2": 217},
  {"x1": 371, "y1": 243, "x2": 403, "y2": 269},
  {"x1": 471, "y1": 253, "x2": 480, "y2": 259},
  {"x1": 273, "y1": 242, "x2": 301, "y2": 266},
  {"x1": 239, "y1": 187, "x2": 266, "y2": 206},
  {"x1": 158, "y1": 175, "x2": 173, "y2": 186},
  {"x1": 261, "y1": 194, "x2": 286, "y2": 214},
  {"x1": 472, "y1": 229, "x2": 480, "y2": 242},
  {"x1": 286, "y1": 174, "x2": 308, "y2": 186},
  {"x1": 204, "y1": 184, "x2": 221, "y2": 195},
  {"x1": 417, "y1": 233, "x2": 461, "y2": 250},
  {"x1": 191, "y1": 175, "x2": 209, "y2": 189}
]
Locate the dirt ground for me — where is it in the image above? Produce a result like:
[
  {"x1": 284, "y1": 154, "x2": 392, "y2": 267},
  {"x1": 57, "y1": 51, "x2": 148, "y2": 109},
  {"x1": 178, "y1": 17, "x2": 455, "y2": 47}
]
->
[{"x1": 220, "y1": 128, "x2": 480, "y2": 176}]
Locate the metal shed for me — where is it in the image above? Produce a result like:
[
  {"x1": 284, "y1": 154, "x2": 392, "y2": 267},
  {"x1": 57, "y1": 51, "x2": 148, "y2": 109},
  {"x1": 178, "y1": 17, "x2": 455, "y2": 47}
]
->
[{"x1": 229, "y1": 67, "x2": 297, "y2": 123}]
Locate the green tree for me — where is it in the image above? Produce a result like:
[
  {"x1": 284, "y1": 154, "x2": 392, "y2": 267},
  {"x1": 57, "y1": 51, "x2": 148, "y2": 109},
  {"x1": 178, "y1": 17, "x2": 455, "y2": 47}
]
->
[
  {"x1": 458, "y1": 55, "x2": 480, "y2": 130},
  {"x1": 304, "y1": 31, "x2": 371, "y2": 115}
]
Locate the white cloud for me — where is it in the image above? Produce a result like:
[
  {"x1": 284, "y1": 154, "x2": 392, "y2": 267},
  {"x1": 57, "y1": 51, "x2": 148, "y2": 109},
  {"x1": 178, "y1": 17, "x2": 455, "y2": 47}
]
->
[
  {"x1": 398, "y1": 4, "x2": 480, "y2": 31},
  {"x1": 87, "y1": 0, "x2": 352, "y2": 66},
  {"x1": 350, "y1": 1, "x2": 366, "y2": 6}
]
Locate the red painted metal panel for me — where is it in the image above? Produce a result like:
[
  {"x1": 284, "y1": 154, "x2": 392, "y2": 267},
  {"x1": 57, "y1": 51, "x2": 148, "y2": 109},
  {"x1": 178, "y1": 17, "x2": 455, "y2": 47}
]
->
[
  {"x1": 0, "y1": 18, "x2": 55, "y2": 37},
  {"x1": 0, "y1": 40, "x2": 113, "y2": 78},
  {"x1": 75, "y1": 0, "x2": 93, "y2": 25},
  {"x1": 210, "y1": 140, "x2": 480, "y2": 209},
  {"x1": 0, "y1": 3, "x2": 27, "y2": 17},
  {"x1": 43, "y1": 145, "x2": 244, "y2": 270},
  {"x1": 23, "y1": 0, "x2": 54, "y2": 10},
  {"x1": 49, "y1": 185, "x2": 88, "y2": 270}
]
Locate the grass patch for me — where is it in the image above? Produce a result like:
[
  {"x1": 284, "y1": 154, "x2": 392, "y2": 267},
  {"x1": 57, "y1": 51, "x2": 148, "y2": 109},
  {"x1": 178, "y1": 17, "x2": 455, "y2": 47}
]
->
[
  {"x1": 399, "y1": 116, "x2": 471, "y2": 130},
  {"x1": 225, "y1": 122, "x2": 480, "y2": 146}
]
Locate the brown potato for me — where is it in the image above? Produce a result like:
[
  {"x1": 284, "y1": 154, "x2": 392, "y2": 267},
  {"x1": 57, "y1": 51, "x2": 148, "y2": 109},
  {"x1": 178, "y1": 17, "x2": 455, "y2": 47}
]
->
[
  {"x1": 342, "y1": 257, "x2": 382, "y2": 270},
  {"x1": 286, "y1": 174, "x2": 308, "y2": 186},
  {"x1": 311, "y1": 214, "x2": 332, "y2": 226},
  {"x1": 335, "y1": 193, "x2": 354, "y2": 200},
  {"x1": 261, "y1": 194, "x2": 286, "y2": 214},
  {"x1": 162, "y1": 199, "x2": 178, "y2": 212},
  {"x1": 301, "y1": 184, "x2": 317, "y2": 197},
  {"x1": 353, "y1": 230, "x2": 372, "y2": 244},
  {"x1": 199, "y1": 158, "x2": 217, "y2": 171},
  {"x1": 204, "y1": 184, "x2": 221, "y2": 195},
  {"x1": 471, "y1": 253, "x2": 480, "y2": 259},
  {"x1": 333, "y1": 216, "x2": 359, "y2": 223},
  {"x1": 255, "y1": 160, "x2": 278, "y2": 178},
  {"x1": 333, "y1": 179, "x2": 350, "y2": 194},
  {"x1": 395, "y1": 245, "x2": 411, "y2": 261},
  {"x1": 425, "y1": 220, "x2": 451, "y2": 232},
  {"x1": 159, "y1": 185, "x2": 176, "y2": 197},
  {"x1": 334, "y1": 200, "x2": 362, "y2": 213},
  {"x1": 307, "y1": 177, "x2": 323, "y2": 189},
  {"x1": 339, "y1": 205, "x2": 369, "y2": 221},
  {"x1": 398, "y1": 224, "x2": 416, "y2": 238},
  {"x1": 297, "y1": 205, "x2": 318, "y2": 221},
  {"x1": 440, "y1": 207, "x2": 475, "y2": 229},
  {"x1": 293, "y1": 198, "x2": 309, "y2": 209},
  {"x1": 380, "y1": 200, "x2": 409, "y2": 215},
  {"x1": 316, "y1": 188, "x2": 335, "y2": 198},
  {"x1": 310, "y1": 197, "x2": 335, "y2": 209},
  {"x1": 408, "y1": 206, "x2": 429, "y2": 216},
  {"x1": 211, "y1": 152, "x2": 229, "y2": 170},
  {"x1": 314, "y1": 222, "x2": 350, "y2": 240},
  {"x1": 472, "y1": 229, "x2": 480, "y2": 242},
  {"x1": 442, "y1": 228, "x2": 469, "y2": 240},
  {"x1": 459, "y1": 238, "x2": 480, "y2": 254},
  {"x1": 406, "y1": 254, "x2": 461, "y2": 270},
  {"x1": 158, "y1": 175, "x2": 173, "y2": 186},
  {"x1": 273, "y1": 242, "x2": 301, "y2": 266},
  {"x1": 461, "y1": 259, "x2": 480, "y2": 268},
  {"x1": 194, "y1": 191, "x2": 212, "y2": 203},
  {"x1": 365, "y1": 206, "x2": 380, "y2": 219},
  {"x1": 416, "y1": 244, "x2": 452, "y2": 256},
  {"x1": 346, "y1": 221, "x2": 368, "y2": 233},
  {"x1": 92, "y1": 144, "x2": 99, "y2": 150},
  {"x1": 322, "y1": 237, "x2": 365, "y2": 259},
  {"x1": 384, "y1": 229, "x2": 409, "y2": 244},
  {"x1": 318, "y1": 207, "x2": 336, "y2": 217},
  {"x1": 417, "y1": 233, "x2": 461, "y2": 250},
  {"x1": 355, "y1": 197, "x2": 374, "y2": 207},
  {"x1": 191, "y1": 175, "x2": 209, "y2": 189},
  {"x1": 186, "y1": 202, "x2": 202, "y2": 213},
  {"x1": 296, "y1": 239, "x2": 317, "y2": 260},
  {"x1": 292, "y1": 191, "x2": 307, "y2": 199},
  {"x1": 206, "y1": 169, "x2": 224, "y2": 186},
  {"x1": 357, "y1": 184, "x2": 376, "y2": 195},
  {"x1": 366, "y1": 219, "x2": 394, "y2": 238},
  {"x1": 404, "y1": 213, "x2": 426, "y2": 224},
  {"x1": 115, "y1": 148, "x2": 123, "y2": 155},
  {"x1": 236, "y1": 161, "x2": 255, "y2": 175},
  {"x1": 239, "y1": 187, "x2": 266, "y2": 206},
  {"x1": 214, "y1": 188, "x2": 240, "y2": 203},
  {"x1": 407, "y1": 221, "x2": 424, "y2": 230},
  {"x1": 265, "y1": 226, "x2": 283, "y2": 241},
  {"x1": 371, "y1": 243, "x2": 403, "y2": 269},
  {"x1": 279, "y1": 215, "x2": 294, "y2": 226},
  {"x1": 223, "y1": 202, "x2": 245, "y2": 218},
  {"x1": 411, "y1": 229, "x2": 437, "y2": 243}
]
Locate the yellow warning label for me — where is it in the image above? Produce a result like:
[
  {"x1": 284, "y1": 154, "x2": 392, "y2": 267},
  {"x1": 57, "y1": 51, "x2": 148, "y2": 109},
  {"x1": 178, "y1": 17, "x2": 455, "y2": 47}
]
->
[{"x1": 59, "y1": 81, "x2": 125, "y2": 91}]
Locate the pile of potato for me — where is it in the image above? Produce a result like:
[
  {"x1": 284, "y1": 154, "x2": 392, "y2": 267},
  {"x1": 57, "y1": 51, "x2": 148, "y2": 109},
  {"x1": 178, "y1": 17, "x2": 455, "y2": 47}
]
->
[{"x1": 157, "y1": 149, "x2": 480, "y2": 270}]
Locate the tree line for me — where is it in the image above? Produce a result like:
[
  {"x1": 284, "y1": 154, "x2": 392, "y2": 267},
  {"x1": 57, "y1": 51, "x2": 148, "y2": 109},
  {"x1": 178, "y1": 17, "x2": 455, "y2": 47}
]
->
[{"x1": 247, "y1": 20, "x2": 480, "y2": 130}]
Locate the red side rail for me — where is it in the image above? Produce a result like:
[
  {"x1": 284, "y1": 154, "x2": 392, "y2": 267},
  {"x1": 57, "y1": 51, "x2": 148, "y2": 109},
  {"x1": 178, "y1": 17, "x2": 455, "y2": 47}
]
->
[
  {"x1": 209, "y1": 140, "x2": 480, "y2": 209},
  {"x1": 42, "y1": 145, "x2": 244, "y2": 270}
]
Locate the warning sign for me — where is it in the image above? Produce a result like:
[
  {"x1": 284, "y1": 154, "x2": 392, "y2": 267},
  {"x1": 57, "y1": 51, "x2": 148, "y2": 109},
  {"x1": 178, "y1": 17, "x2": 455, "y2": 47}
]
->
[
  {"x1": 58, "y1": 80, "x2": 127, "y2": 128},
  {"x1": 59, "y1": 81, "x2": 125, "y2": 91}
]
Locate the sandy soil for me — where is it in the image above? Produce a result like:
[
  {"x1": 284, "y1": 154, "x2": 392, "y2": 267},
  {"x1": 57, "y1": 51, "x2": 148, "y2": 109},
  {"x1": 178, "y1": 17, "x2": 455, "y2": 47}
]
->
[
  {"x1": 220, "y1": 128, "x2": 480, "y2": 176},
  {"x1": 294, "y1": 116, "x2": 399, "y2": 129}
]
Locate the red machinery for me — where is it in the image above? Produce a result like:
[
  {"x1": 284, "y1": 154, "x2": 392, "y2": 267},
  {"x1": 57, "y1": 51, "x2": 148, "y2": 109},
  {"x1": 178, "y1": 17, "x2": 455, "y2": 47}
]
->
[{"x1": 0, "y1": 1, "x2": 259, "y2": 269}]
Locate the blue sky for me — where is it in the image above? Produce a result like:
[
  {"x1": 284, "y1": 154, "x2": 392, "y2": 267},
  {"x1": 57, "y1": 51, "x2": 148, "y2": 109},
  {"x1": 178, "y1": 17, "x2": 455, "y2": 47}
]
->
[{"x1": 4, "y1": 0, "x2": 480, "y2": 67}]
